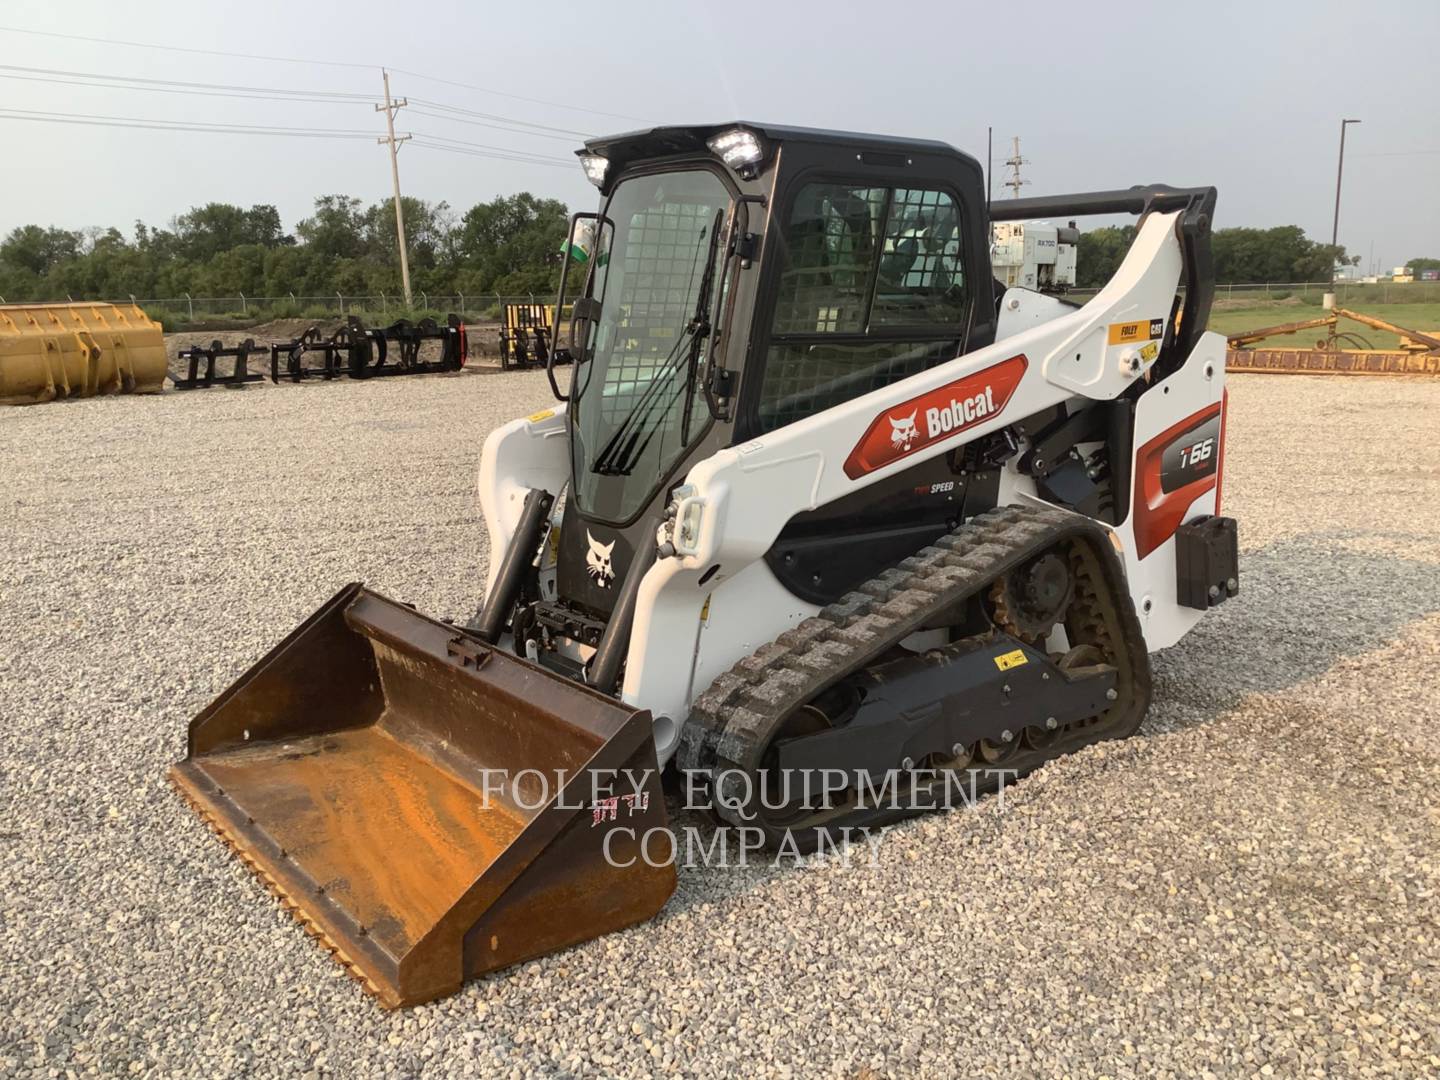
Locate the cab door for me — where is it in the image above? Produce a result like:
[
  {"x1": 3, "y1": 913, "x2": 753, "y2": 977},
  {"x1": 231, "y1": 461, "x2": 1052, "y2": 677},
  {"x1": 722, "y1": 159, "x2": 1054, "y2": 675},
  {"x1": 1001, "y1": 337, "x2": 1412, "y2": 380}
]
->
[{"x1": 736, "y1": 147, "x2": 995, "y2": 604}]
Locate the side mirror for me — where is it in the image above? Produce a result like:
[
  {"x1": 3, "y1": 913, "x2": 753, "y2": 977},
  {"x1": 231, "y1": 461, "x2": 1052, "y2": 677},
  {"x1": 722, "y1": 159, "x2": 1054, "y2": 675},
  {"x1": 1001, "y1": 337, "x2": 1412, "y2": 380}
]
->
[{"x1": 548, "y1": 211, "x2": 612, "y2": 402}]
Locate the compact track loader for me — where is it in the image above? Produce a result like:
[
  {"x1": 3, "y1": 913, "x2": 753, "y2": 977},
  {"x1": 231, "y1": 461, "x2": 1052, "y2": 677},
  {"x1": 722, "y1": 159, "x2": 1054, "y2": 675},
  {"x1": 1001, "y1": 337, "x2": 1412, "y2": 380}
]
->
[{"x1": 173, "y1": 123, "x2": 1239, "y2": 1007}]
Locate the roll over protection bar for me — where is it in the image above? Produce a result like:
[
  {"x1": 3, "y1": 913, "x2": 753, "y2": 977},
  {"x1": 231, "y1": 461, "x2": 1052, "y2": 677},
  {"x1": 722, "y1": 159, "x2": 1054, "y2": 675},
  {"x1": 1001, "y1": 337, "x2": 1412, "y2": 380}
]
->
[{"x1": 990, "y1": 184, "x2": 1218, "y2": 368}]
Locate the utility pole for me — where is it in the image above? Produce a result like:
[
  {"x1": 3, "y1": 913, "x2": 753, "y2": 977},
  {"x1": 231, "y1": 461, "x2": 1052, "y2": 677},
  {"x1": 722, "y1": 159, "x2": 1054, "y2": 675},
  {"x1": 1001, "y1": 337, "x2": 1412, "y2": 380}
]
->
[
  {"x1": 1003, "y1": 136, "x2": 1029, "y2": 199},
  {"x1": 1330, "y1": 117, "x2": 1361, "y2": 278},
  {"x1": 376, "y1": 69, "x2": 413, "y2": 307}
]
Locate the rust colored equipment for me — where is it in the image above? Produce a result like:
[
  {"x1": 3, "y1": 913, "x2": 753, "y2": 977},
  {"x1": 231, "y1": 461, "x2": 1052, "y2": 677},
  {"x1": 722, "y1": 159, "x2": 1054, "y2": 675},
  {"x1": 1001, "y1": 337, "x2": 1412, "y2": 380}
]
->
[
  {"x1": 0, "y1": 301, "x2": 166, "y2": 405},
  {"x1": 170, "y1": 584, "x2": 674, "y2": 1008},
  {"x1": 1226, "y1": 306, "x2": 1440, "y2": 375}
]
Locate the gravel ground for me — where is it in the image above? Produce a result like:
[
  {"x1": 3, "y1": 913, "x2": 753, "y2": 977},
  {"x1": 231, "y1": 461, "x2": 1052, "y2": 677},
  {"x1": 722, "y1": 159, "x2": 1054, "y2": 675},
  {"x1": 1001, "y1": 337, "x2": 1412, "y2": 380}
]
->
[{"x1": 2, "y1": 371, "x2": 1439, "y2": 1078}]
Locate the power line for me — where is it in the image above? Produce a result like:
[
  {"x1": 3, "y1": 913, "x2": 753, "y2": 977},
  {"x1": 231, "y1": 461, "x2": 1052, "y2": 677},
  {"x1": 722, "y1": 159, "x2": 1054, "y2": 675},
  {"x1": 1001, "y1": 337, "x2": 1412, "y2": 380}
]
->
[
  {"x1": 410, "y1": 131, "x2": 573, "y2": 163},
  {"x1": 410, "y1": 141, "x2": 575, "y2": 169},
  {"x1": 407, "y1": 108, "x2": 581, "y2": 143},
  {"x1": 0, "y1": 70, "x2": 374, "y2": 106},
  {"x1": 392, "y1": 71, "x2": 643, "y2": 123},
  {"x1": 0, "y1": 63, "x2": 591, "y2": 150},
  {"x1": 408, "y1": 98, "x2": 593, "y2": 138},
  {"x1": 0, "y1": 24, "x2": 646, "y2": 123},
  {"x1": 0, "y1": 24, "x2": 374, "y2": 70},
  {"x1": 0, "y1": 62, "x2": 374, "y2": 100},
  {"x1": 0, "y1": 107, "x2": 383, "y2": 138},
  {"x1": 0, "y1": 107, "x2": 580, "y2": 170},
  {"x1": 0, "y1": 105, "x2": 584, "y2": 172}
]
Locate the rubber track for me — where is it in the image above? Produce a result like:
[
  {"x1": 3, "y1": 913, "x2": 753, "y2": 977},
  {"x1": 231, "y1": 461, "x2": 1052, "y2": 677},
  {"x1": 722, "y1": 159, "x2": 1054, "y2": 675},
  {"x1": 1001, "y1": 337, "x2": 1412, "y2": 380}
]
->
[{"x1": 676, "y1": 504, "x2": 1150, "y2": 823}]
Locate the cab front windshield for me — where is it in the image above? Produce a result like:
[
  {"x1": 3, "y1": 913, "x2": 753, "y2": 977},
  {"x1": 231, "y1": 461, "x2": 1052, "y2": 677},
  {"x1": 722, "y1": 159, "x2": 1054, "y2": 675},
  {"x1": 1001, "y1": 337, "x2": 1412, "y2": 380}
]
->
[{"x1": 569, "y1": 168, "x2": 731, "y2": 523}]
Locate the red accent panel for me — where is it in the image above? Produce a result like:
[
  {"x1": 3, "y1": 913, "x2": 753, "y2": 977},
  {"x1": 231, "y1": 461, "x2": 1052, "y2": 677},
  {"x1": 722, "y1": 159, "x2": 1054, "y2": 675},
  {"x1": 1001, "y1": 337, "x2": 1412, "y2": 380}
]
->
[
  {"x1": 1133, "y1": 401, "x2": 1223, "y2": 559},
  {"x1": 842, "y1": 355, "x2": 1028, "y2": 479},
  {"x1": 1215, "y1": 388, "x2": 1228, "y2": 513}
]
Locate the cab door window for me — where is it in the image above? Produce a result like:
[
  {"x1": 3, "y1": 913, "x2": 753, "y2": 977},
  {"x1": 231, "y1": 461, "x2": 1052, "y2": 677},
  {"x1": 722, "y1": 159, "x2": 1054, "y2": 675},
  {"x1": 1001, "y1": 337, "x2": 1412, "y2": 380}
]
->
[{"x1": 756, "y1": 181, "x2": 969, "y2": 434}]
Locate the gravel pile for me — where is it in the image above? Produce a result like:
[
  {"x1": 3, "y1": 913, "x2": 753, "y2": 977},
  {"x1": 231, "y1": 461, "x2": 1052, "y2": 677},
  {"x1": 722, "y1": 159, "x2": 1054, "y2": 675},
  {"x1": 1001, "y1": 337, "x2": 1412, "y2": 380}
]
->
[{"x1": 2, "y1": 372, "x2": 1438, "y2": 1078}]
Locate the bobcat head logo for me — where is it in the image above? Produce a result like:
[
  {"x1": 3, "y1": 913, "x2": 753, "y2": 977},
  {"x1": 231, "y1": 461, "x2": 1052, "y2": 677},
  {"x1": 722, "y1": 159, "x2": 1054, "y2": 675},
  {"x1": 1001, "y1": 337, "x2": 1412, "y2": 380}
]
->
[
  {"x1": 585, "y1": 530, "x2": 616, "y2": 587},
  {"x1": 889, "y1": 410, "x2": 919, "y2": 452}
]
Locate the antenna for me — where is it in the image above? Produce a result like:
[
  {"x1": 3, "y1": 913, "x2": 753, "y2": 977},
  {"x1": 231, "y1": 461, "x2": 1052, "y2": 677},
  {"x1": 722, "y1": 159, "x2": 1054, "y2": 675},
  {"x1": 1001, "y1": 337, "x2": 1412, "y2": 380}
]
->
[
  {"x1": 986, "y1": 126, "x2": 993, "y2": 213},
  {"x1": 1003, "y1": 136, "x2": 1029, "y2": 199}
]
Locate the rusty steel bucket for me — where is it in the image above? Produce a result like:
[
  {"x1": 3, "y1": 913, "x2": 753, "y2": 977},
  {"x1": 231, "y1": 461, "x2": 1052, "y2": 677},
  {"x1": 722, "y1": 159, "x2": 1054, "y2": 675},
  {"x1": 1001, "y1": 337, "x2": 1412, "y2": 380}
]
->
[{"x1": 170, "y1": 583, "x2": 675, "y2": 1008}]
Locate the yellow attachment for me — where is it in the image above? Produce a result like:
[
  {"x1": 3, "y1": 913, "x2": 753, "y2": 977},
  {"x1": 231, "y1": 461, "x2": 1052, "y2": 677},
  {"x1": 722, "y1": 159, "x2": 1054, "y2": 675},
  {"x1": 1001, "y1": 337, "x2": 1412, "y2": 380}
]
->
[
  {"x1": 502, "y1": 303, "x2": 554, "y2": 332},
  {"x1": 0, "y1": 301, "x2": 166, "y2": 405}
]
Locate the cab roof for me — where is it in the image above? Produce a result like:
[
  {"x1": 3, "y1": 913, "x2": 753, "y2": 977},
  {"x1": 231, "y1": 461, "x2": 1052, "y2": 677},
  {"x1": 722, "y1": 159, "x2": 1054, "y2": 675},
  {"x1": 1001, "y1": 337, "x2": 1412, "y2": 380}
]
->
[{"x1": 582, "y1": 122, "x2": 980, "y2": 174}]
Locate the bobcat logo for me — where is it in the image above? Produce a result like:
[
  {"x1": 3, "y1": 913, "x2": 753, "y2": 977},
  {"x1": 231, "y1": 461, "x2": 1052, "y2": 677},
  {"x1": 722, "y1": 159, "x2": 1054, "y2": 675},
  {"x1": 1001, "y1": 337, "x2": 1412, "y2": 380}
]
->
[
  {"x1": 889, "y1": 411, "x2": 919, "y2": 452},
  {"x1": 585, "y1": 530, "x2": 616, "y2": 587}
]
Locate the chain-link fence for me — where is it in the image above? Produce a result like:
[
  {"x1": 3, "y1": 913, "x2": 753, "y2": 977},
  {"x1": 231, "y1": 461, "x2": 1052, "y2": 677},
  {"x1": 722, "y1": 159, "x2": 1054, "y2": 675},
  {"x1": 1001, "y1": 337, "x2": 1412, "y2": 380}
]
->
[
  {"x1": 1, "y1": 292, "x2": 560, "y2": 327},
  {"x1": 184, "y1": 293, "x2": 549, "y2": 322},
  {"x1": 7, "y1": 279, "x2": 1437, "y2": 329},
  {"x1": 1064, "y1": 280, "x2": 1440, "y2": 306}
]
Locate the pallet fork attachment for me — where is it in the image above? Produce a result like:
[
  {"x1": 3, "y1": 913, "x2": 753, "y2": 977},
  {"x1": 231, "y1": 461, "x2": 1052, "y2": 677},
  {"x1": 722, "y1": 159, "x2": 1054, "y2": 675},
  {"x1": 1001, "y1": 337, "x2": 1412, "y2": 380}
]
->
[{"x1": 172, "y1": 339, "x2": 265, "y2": 390}]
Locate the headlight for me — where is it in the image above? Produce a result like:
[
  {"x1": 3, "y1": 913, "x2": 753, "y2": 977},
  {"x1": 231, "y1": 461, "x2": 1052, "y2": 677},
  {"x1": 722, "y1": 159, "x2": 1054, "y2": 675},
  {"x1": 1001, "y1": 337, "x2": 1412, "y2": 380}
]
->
[
  {"x1": 706, "y1": 128, "x2": 766, "y2": 175},
  {"x1": 579, "y1": 153, "x2": 609, "y2": 187}
]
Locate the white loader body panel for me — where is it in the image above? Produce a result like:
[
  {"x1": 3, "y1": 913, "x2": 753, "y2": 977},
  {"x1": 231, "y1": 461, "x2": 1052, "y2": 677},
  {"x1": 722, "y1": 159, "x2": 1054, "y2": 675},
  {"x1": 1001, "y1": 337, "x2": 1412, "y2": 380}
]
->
[{"x1": 479, "y1": 210, "x2": 1227, "y2": 765}]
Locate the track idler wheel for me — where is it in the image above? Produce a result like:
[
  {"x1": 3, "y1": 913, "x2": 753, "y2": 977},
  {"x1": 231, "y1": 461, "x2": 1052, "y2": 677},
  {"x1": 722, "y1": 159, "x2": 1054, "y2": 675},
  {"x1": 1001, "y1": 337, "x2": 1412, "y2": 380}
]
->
[{"x1": 990, "y1": 551, "x2": 1074, "y2": 642}]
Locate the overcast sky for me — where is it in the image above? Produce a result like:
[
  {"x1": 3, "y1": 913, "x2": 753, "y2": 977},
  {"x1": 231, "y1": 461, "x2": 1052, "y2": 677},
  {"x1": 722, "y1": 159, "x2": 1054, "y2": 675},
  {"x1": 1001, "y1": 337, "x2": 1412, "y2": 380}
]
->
[{"x1": 2, "y1": 0, "x2": 1437, "y2": 274}]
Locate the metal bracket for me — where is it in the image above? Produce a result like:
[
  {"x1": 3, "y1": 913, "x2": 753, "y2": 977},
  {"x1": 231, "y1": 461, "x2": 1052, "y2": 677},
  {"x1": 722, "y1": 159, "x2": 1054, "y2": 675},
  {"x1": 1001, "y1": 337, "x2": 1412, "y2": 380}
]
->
[{"x1": 445, "y1": 635, "x2": 491, "y2": 669}]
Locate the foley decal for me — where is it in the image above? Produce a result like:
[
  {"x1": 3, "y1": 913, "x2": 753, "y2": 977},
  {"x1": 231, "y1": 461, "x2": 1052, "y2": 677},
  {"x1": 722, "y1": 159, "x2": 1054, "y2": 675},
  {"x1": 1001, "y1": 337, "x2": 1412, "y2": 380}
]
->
[
  {"x1": 842, "y1": 355, "x2": 1028, "y2": 479},
  {"x1": 1107, "y1": 318, "x2": 1165, "y2": 346}
]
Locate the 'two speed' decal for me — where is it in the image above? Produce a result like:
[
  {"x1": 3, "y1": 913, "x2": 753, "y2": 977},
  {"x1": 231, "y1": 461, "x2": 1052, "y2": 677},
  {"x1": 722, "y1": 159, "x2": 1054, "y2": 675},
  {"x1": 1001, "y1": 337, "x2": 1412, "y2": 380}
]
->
[{"x1": 843, "y1": 355, "x2": 1028, "y2": 479}]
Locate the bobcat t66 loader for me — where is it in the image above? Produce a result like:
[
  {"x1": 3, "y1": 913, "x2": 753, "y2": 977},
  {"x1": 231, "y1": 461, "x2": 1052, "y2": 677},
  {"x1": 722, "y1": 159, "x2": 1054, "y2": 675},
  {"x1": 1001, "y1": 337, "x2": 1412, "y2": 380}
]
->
[{"x1": 171, "y1": 123, "x2": 1239, "y2": 1007}]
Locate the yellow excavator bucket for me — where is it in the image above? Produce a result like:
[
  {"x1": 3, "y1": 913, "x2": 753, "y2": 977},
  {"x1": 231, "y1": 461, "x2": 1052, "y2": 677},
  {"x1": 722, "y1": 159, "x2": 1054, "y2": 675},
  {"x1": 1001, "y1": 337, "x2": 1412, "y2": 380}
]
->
[
  {"x1": 170, "y1": 584, "x2": 676, "y2": 1008},
  {"x1": 0, "y1": 301, "x2": 166, "y2": 405}
]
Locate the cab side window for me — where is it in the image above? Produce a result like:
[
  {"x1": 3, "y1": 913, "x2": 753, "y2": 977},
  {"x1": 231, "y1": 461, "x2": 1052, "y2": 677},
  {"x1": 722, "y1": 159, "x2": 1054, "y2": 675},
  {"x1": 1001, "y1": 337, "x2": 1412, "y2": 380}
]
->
[{"x1": 756, "y1": 181, "x2": 970, "y2": 434}]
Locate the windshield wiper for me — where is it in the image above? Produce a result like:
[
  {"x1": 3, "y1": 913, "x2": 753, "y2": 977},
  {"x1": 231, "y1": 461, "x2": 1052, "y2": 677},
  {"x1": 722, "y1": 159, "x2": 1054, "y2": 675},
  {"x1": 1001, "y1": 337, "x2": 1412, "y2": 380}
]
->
[
  {"x1": 590, "y1": 208, "x2": 725, "y2": 477},
  {"x1": 679, "y1": 207, "x2": 726, "y2": 444}
]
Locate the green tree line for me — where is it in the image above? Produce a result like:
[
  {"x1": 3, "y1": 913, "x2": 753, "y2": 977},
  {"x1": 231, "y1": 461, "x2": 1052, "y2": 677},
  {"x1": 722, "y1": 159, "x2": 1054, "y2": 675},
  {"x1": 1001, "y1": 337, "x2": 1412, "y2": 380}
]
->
[
  {"x1": 1076, "y1": 224, "x2": 1361, "y2": 289},
  {"x1": 0, "y1": 193, "x2": 571, "y2": 303},
  {"x1": 2, "y1": 195, "x2": 1409, "y2": 305}
]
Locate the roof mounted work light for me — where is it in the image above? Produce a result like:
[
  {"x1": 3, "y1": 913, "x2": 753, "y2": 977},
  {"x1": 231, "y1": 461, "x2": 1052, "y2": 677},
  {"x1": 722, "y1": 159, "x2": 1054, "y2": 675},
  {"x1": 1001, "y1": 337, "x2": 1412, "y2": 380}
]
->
[
  {"x1": 706, "y1": 128, "x2": 766, "y2": 178},
  {"x1": 579, "y1": 153, "x2": 609, "y2": 187}
]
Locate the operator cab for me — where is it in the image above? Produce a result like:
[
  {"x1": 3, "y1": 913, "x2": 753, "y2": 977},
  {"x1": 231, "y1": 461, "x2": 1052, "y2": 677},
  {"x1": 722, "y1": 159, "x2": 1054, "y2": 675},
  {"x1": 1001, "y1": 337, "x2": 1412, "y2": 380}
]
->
[{"x1": 542, "y1": 124, "x2": 997, "y2": 631}]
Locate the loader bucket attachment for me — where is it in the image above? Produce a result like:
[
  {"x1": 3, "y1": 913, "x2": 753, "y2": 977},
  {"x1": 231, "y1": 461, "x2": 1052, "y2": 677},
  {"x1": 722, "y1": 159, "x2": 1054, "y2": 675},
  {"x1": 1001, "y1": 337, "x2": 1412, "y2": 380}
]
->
[
  {"x1": 170, "y1": 583, "x2": 676, "y2": 1008},
  {"x1": 0, "y1": 301, "x2": 165, "y2": 405}
]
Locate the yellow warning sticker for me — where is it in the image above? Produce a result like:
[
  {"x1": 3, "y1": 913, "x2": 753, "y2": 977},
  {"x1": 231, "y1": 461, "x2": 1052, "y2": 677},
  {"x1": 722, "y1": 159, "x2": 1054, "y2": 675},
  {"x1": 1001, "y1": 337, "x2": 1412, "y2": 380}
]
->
[
  {"x1": 994, "y1": 648, "x2": 1028, "y2": 671},
  {"x1": 1140, "y1": 341, "x2": 1159, "y2": 362},
  {"x1": 527, "y1": 408, "x2": 555, "y2": 423},
  {"x1": 1108, "y1": 318, "x2": 1165, "y2": 345}
]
